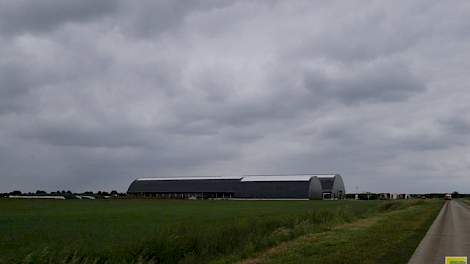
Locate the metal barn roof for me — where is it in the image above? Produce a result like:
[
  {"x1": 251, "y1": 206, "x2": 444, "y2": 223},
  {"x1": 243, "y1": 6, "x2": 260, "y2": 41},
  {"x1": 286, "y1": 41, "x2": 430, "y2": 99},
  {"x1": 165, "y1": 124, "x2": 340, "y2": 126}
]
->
[
  {"x1": 136, "y1": 176, "x2": 242, "y2": 181},
  {"x1": 135, "y1": 174, "x2": 338, "y2": 182},
  {"x1": 241, "y1": 174, "x2": 337, "y2": 182},
  {"x1": 316, "y1": 175, "x2": 337, "y2": 178}
]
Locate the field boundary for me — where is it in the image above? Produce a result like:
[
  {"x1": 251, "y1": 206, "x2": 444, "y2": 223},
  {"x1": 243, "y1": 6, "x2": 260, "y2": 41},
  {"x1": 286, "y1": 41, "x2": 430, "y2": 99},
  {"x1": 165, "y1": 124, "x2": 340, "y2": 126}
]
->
[
  {"x1": 237, "y1": 200, "x2": 442, "y2": 264},
  {"x1": 238, "y1": 208, "x2": 406, "y2": 264}
]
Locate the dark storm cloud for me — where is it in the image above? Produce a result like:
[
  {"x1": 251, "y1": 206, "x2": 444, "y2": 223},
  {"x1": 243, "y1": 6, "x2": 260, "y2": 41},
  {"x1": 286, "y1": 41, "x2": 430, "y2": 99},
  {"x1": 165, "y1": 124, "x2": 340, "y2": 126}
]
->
[
  {"x1": 0, "y1": 0, "x2": 117, "y2": 35},
  {"x1": 1, "y1": 0, "x2": 470, "y2": 193}
]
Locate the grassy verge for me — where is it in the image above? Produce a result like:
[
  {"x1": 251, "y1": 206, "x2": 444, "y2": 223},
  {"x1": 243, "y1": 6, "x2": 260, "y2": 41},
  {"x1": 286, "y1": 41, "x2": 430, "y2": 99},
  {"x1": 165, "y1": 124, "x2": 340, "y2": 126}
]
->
[
  {"x1": 238, "y1": 199, "x2": 442, "y2": 264},
  {"x1": 0, "y1": 199, "x2": 394, "y2": 264},
  {"x1": 463, "y1": 198, "x2": 470, "y2": 206}
]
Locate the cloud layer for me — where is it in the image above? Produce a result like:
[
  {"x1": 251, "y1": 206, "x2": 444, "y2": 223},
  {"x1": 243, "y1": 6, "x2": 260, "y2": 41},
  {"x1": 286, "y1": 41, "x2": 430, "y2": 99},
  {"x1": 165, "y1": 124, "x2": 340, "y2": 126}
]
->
[{"x1": 1, "y1": 0, "x2": 470, "y2": 193}]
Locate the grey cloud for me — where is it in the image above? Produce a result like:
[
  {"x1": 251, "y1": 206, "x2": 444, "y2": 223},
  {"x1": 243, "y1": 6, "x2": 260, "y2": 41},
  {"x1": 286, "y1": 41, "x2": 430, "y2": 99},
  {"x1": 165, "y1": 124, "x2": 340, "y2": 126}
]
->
[
  {"x1": 21, "y1": 123, "x2": 148, "y2": 148},
  {"x1": 439, "y1": 116, "x2": 470, "y2": 135},
  {"x1": 0, "y1": 64, "x2": 32, "y2": 113},
  {"x1": 304, "y1": 60, "x2": 425, "y2": 104},
  {"x1": 0, "y1": 0, "x2": 117, "y2": 35},
  {"x1": 117, "y1": 0, "x2": 233, "y2": 37},
  {"x1": 288, "y1": 1, "x2": 444, "y2": 63},
  {"x1": 1, "y1": 0, "x2": 470, "y2": 193},
  {"x1": 0, "y1": 60, "x2": 51, "y2": 114},
  {"x1": 395, "y1": 133, "x2": 454, "y2": 151}
]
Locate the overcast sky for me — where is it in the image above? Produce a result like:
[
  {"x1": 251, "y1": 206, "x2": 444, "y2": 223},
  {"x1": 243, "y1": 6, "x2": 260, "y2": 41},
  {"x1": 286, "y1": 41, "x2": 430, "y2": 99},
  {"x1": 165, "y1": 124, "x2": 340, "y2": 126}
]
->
[{"x1": 1, "y1": 0, "x2": 470, "y2": 193}]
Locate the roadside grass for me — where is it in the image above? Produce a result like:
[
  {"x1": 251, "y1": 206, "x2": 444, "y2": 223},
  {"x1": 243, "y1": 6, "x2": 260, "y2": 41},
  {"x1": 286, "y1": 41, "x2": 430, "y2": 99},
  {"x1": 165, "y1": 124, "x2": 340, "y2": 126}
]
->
[
  {"x1": 0, "y1": 199, "x2": 396, "y2": 264},
  {"x1": 238, "y1": 199, "x2": 442, "y2": 264},
  {"x1": 463, "y1": 198, "x2": 470, "y2": 206}
]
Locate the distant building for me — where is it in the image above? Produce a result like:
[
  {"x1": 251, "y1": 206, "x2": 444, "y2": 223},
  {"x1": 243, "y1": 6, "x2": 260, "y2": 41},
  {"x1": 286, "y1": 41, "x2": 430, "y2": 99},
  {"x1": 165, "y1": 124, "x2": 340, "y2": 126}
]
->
[
  {"x1": 8, "y1": 195, "x2": 66, "y2": 200},
  {"x1": 127, "y1": 174, "x2": 345, "y2": 200},
  {"x1": 75, "y1": 195, "x2": 96, "y2": 200},
  {"x1": 378, "y1": 193, "x2": 391, "y2": 200}
]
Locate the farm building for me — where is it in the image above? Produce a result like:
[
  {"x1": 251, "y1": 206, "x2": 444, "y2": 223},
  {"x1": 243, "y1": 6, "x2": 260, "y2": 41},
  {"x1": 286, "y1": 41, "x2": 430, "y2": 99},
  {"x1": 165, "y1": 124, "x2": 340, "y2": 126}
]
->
[{"x1": 127, "y1": 174, "x2": 345, "y2": 200}]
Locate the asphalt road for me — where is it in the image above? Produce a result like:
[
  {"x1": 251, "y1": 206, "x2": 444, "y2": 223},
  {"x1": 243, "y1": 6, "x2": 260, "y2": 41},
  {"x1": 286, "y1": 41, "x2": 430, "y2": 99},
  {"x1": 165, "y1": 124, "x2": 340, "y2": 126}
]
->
[{"x1": 409, "y1": 199, "x2": 470, "y2": 264}]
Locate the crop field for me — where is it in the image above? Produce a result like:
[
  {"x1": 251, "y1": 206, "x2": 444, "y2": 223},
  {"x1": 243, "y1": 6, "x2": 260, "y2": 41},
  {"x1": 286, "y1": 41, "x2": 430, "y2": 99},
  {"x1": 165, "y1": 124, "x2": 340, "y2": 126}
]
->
[{"x1": 0, "y1": 199, "x2": 442, "y2": 264}]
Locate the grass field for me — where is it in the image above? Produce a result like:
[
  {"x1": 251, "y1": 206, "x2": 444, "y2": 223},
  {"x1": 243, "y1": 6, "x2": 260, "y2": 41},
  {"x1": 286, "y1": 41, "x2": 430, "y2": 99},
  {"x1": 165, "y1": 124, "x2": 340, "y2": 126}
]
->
[
  {"x1": 240, "y1": 199, "x2": 442, "y2": 264},
  {"x1": 0, "y1": 199, "x2": 441, "y2": 264}
]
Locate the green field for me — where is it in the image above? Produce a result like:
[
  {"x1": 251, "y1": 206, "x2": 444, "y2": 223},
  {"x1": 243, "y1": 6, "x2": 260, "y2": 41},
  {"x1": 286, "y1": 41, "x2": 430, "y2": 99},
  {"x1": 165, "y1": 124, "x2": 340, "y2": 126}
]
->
[
  {"x1": 241, "y1": 199, "x2": 442, "y2": 264},
  {"x1": 0, "y1": 199, "x2": 441, "y2": 264}
]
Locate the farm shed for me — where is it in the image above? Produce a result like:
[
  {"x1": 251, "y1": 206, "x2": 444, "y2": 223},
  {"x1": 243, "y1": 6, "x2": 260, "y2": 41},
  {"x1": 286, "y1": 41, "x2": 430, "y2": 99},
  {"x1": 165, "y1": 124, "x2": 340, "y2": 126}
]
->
[
  {"x1": 127, "y1": 174, "x2": 345, "y2": 200},
  {"x1": 127, "y1": 176, "x2": 241, "y2": 199}
]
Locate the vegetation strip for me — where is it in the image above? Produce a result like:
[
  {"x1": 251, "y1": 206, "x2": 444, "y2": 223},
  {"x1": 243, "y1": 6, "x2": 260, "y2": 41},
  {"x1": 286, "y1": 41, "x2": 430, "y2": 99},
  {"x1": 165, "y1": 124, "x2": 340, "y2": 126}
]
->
[
  {"x1": 237, "y1": 200, "x2": 442, "y2": 264},
  {"x1": 463, "y1": 199, "x2": 470, "y2": 206},
  {"x1": 0, "y1": 200, "x2": 438, "y2": 264}
]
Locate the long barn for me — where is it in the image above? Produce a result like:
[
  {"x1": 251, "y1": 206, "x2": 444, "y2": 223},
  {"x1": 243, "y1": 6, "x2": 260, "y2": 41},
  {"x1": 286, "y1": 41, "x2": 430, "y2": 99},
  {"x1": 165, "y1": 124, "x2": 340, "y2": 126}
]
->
[{"x1": 127, "y1": 174, "x2": 345, "y2": 200}]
